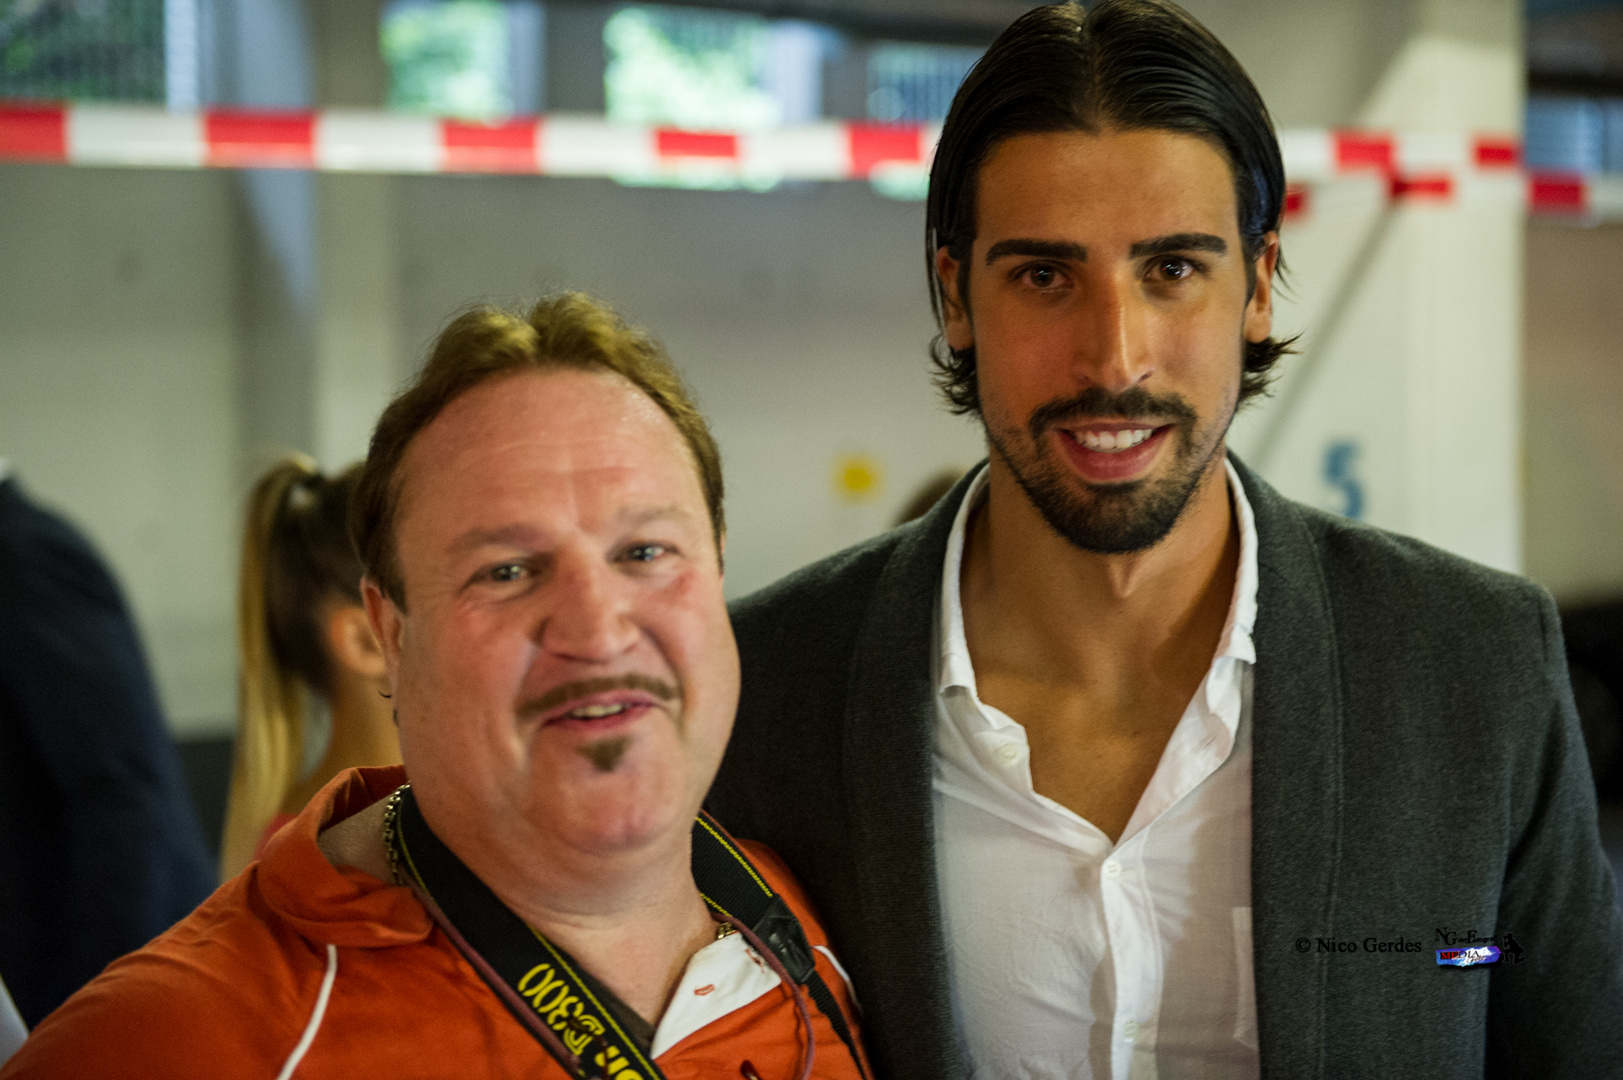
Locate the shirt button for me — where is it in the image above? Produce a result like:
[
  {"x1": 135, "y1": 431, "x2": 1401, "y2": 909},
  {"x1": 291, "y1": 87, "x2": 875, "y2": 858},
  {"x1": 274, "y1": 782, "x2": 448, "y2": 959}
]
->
[
  {"x1": 1103, "y1": 859, "x2": 1122, "y2": 879},
  {"x1": 1122, "y1": 1020, "x2": 1138, "y2": 1042},
  {"x1": 995, "y1": 743, "x2": 1021, "y2": 764}
]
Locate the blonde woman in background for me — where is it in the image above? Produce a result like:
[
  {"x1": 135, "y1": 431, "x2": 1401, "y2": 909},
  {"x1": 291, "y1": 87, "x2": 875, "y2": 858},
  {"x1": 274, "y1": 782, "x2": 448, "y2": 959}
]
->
[{"x1": 218, "y1": 456, "x2": 399, "y2": 880}]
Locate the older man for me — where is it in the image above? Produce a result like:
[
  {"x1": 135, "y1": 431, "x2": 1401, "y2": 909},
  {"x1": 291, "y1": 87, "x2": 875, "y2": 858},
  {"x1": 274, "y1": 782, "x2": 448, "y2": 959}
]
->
[{"x1": 3, "y1": 294, "x2": 867, "y2": 1080}]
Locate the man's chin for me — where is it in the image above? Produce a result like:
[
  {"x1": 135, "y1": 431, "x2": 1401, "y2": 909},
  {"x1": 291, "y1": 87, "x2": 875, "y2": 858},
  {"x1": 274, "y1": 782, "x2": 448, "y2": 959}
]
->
[
  {"x1": 989, "y1": 414, "x2": 1227, "y2": 555},
  {"x1": 561, "y1": 805, "x2": 687, "y2": 857},
  {"x1": 1007, "y1": 458, "x2": 1173, "y2": 550},
  {"x1": 547, "y1": 764, "x2": 694, "y2": 852}
]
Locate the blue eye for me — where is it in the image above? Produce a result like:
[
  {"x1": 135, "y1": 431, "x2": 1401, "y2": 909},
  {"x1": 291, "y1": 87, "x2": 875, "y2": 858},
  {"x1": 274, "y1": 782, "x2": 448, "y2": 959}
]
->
[{"x1": 625, "y1": 544, "x2": 666, "y2": 563}]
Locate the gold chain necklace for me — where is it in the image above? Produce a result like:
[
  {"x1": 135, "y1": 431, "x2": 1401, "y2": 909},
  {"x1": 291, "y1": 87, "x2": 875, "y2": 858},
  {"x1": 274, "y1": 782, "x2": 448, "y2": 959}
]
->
[{"x1": 381, "y1": 783, "x2": 409, "y2": 886}]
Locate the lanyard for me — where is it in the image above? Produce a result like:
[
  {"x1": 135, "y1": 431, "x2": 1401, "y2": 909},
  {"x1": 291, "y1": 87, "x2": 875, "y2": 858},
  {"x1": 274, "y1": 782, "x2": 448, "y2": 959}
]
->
[
  {"x1": 387, "y1": 785, "x2": 866, "y2": 1080},
  {"x1": 390, "y1": 785, "x2": 661, "y2": 1079}
]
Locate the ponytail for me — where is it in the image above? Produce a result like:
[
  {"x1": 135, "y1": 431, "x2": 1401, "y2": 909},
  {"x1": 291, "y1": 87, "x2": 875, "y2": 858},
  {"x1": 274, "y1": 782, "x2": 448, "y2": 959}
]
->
[{"x1": 219, "y1": 455, "x2": 363, "y2": 880}]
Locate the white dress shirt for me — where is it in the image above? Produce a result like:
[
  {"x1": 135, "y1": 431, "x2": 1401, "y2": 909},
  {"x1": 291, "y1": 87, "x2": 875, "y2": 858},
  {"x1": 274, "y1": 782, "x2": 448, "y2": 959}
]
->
[
  {"x1": 933, "y1": 462, "x2": 1260, "y2": 1080},
  {"x1": 0, "y1": 972, "x2": 24, "y2": 1066}
]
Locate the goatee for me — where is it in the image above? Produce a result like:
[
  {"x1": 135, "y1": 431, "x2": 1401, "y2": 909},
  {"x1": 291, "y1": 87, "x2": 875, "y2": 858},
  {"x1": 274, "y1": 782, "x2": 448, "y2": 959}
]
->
[{"x1": 985, "y1": 384, "x2": 1230, "y2": 554}]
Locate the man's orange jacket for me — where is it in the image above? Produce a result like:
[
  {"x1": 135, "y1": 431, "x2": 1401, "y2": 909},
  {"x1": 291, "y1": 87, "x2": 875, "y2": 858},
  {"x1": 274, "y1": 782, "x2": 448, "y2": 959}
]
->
[{"x1": 0, "y1": 767, "x2": 868, "y2": 1080}]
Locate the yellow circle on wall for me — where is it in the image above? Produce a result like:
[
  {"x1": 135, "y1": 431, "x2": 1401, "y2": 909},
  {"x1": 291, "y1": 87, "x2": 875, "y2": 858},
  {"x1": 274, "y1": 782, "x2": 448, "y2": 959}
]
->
[{"x1": 834, "y1": 453, "x2": 884, "y2": 503}]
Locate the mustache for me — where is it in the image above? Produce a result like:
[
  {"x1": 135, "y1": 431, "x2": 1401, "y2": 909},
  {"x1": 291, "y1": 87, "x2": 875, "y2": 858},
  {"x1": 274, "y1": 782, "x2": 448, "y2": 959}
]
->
[
  {"x1": 1027, "y1": 385, "x2": 1199, "y2": 441},
  {"x1": 517, "y1": 674, "x2": 681, "y2": 719}
]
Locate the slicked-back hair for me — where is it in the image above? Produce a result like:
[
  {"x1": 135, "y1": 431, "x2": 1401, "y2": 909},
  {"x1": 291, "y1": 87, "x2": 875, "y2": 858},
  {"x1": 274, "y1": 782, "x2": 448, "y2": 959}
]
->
[
  {"x1": 351, "y1": 292, "x2": 724, "y2": 608},
  {"x1": 926, "y1": 0, "x2": 1294, "y2": 415}
]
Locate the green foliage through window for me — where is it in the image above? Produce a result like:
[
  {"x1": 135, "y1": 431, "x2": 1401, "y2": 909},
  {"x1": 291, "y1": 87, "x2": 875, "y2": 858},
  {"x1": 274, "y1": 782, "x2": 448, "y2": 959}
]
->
[
  {"x1": 604, "y1": 5, "x2": 780, "y2": 131},
  {"x1": 383, "y1": 0, "x2": 512, "y2": 120}
]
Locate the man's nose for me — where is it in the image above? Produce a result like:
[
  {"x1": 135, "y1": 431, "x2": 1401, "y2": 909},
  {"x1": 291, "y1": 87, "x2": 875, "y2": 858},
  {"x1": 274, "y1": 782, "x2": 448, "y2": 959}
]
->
[
  {"x1": 537, "y1": 551, "x2": 639, "y2": 662},
  {"x1": 1070, "y1": 274, "x2": 1153, "y2": 394}
]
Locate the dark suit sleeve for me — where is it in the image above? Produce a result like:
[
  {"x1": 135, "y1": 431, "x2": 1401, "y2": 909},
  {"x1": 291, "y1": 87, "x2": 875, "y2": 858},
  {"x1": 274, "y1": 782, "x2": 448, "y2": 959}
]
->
[
  {"x1": 0, "y1": 497, "x2": 214, "y2": 1025},
  {"x1": 1485, "y1": 590, "x2": 1623, "y2": 1077}
]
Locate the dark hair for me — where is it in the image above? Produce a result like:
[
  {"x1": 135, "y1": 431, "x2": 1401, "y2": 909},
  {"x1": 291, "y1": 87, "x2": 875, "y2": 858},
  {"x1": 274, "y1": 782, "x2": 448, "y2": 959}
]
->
[
  {"x1": 352, "y1": 292, "x2": 724, "y2": 608},
  {"x1": 926, "y1": 0, "x2": 1294, "y2": 414}
]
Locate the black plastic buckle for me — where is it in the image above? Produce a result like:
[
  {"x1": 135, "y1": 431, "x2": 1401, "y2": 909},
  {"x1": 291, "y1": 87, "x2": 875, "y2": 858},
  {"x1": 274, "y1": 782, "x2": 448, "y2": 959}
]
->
[{"x1": 752, "y1": 894, "x2": 816, "y2": 984}]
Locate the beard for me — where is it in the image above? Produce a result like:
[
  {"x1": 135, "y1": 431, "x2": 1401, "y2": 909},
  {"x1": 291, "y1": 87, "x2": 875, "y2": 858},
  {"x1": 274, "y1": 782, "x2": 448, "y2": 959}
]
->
[{"x1": 984, "y1": 383, "x2": 1233, "y2": 554}]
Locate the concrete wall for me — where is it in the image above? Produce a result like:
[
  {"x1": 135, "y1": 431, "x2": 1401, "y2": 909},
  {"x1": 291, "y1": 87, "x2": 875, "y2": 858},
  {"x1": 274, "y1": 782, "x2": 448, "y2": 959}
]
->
[
  {"x1": 1223, "y1": 0, "x2": 1526, "y2": 575},
  {"x1": 1188, "y1": 0, "x2": 1421, "y2": 129},
  {"x1": 0, "y1": 163, "x2": 242, "y2": 734}
]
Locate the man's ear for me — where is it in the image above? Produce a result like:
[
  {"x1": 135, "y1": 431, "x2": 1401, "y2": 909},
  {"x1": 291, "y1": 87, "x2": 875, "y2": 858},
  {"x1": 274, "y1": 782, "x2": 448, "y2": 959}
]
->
[
  {"x1": 1243, "y1": 232, "x2": 1280, "y2": 344},
  {"x1": 326, "y1": 603, "x2": 387, "y2": 680},
  {"x1": 935, "y1": 246, "x2": 974, "y2": 352},
  {"x1": 361, "y1": 578, "x2": 404, "y2": 690}
]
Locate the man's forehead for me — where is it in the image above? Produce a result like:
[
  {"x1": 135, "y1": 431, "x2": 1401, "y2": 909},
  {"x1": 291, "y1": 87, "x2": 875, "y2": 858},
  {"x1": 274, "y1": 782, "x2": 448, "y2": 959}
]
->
[
  {"x1": 975, "y1": 128, "x2": 1240, "y2": 243},
  {"x1": 395, "y1": 368, "x2": 695, "y2": 529},
  {"x1": 416, "y1": 368, "x2": 670, "y2": 458}
]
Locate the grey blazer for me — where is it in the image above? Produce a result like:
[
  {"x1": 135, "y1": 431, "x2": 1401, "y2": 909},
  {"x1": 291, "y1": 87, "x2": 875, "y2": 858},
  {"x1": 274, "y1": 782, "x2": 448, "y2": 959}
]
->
[{"x1": 709, "y1": 458, "x2": 1623, "y2": 1080}]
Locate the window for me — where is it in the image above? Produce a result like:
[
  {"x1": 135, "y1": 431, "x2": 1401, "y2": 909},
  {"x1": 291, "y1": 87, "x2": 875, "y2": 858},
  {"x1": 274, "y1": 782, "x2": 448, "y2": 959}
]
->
[
  {"x1": 382, "y1": 0, "x2": 544, "y2": 120},
  {"x1": 163, "y1": 0, "x2": 198, "y2": 110},
  {"x1": 1525, "y1": 95, "x2": 1604, "y2": 173},
  {"x1": 604, "y1": 4, "x2": 828, "y2": 189},
  {"x1": 866, "y1": 42, "x2": 979, "y2": 124},
  {"x1": 862, "y1": 42, "x2": 978, "y2": 200},
  {"x1": 1602, "y1": 100, "x2": 1623, "y2": 174},
  {"x1": 1523, "y1": 95, "x2": 1623, "y2": 175},
  {"x1": 606, "y1": 5, "x2": 774, "y2": 130},
  {"x1": 0, "y1": 0, "x2": 167, "y2": 103}
]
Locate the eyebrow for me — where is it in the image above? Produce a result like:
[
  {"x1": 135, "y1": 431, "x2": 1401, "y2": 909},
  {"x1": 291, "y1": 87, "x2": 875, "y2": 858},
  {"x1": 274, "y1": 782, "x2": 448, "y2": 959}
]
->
[
  {"x1": 982, "y1": 232, "x2": 1229, "y2": 265},
  {"x1": 1129, "y1": 232, "x2": 1228, "y2": 258},
  {"x1": 984, "y1": 239, "x2": 1087, "y2": 265},
  {"x1": 617, "y1": 503, "x2": 690, "y2": 528},
  {"x1": 450, "y1": 524, "x2": 540, "y2": 555}
]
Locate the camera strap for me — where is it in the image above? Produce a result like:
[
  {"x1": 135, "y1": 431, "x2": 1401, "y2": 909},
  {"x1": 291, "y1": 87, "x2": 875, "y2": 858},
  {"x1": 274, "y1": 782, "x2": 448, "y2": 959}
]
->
[{"x1": 388, "y1": 786, "x2": 865, "y2": 1080}]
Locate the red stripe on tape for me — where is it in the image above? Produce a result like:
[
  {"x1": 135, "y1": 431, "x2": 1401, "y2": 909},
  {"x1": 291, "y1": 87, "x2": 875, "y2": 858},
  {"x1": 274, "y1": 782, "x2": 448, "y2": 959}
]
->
[
  {"x1": 1474, "y1": 137, "x2": 1519, "y2": 169},
  {"x1": 1334, "y1": 131, "x2": 1394, "y2": 172},
  {"x1": 0, "y1": 103, "x2": 67, "y2": 162},
  {"x1": 848, "y1": 123, "x2": 922, "y2": 178},
  {"x1": 1529, "y1": 173, "x2": 1587, "y2": 214},
  {"x1": 656, "y1": 129, "x2": 737, "y2": 159},
  {"x1": 1389, "y1": 173, "x2": 1453, "y2": 201},
  {"x1": 443, "y1": 119, "x2": 538, "y2": 173},
  {"x1": 1284, "y1": 183, "x2": 1309, "y2": 220},
  {"x1": 205, "y1": 109, "x2": 314, "y2": 168}
]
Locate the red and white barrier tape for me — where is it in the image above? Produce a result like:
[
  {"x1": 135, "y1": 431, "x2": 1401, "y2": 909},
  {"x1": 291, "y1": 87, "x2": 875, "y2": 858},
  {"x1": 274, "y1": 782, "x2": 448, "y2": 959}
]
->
[
  {"x1": 0, "y1": 102, "x2": 934, "y2": 181},
  {"x1": 0, "y1": 101, "x2": 1608, "y2": 217}
]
